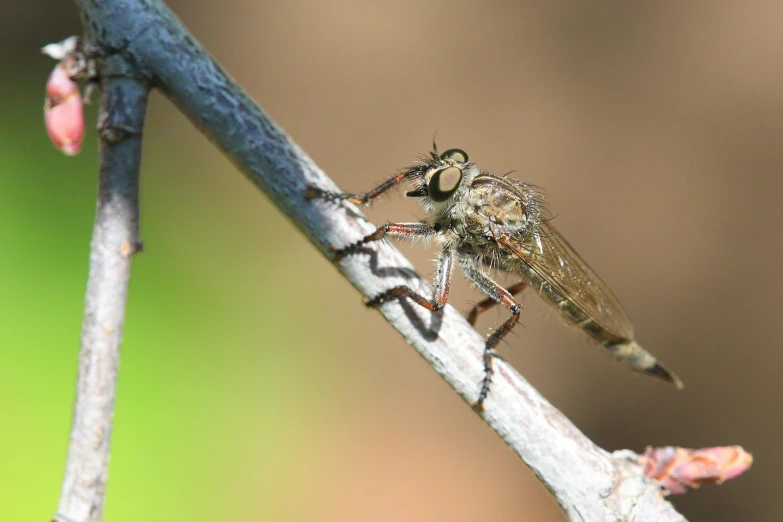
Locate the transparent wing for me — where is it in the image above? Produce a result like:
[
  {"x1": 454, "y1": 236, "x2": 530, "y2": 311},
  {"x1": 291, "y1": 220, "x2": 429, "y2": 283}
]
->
[{"x1": 500, "y1": 220, "x2": 635, "y2": 339}]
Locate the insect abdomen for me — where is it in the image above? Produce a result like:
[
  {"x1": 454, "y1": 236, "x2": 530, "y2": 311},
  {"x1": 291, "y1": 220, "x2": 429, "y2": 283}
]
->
[
  {"x1": 603, "y1": 340, "x2": 683, "y2": 388},
  {"x1": 530, "y1": 273, "x2": 683, "y2": 388},
  {"x1": 530, "y1": 275, "x2": 606, "y2": 340}
]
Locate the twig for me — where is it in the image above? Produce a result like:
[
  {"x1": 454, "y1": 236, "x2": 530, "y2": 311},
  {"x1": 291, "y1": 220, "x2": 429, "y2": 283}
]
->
[
  {"x1": 71, "y1": 0, "x2": 686, "y2": 520},
  {"x1": 53, "y1": 49, "x2": 149, "y2": 522}
]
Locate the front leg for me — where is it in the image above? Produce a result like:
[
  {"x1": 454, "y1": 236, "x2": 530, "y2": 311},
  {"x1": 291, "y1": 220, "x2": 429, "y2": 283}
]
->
[
  {"x1": 304, "y1": 168, "x2": 423, "y2": 206},
  {"x1": 366, "y1": 248, "x2": 455, "y2": 313},
  {"x1": 333, "y1": 222, "x2": 436, "y2": 262}
]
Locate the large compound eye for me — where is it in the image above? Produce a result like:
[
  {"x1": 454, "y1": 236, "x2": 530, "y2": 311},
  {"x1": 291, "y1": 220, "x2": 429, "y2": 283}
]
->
[
  {"x1": 439, "y1": 148, "x2": 469, "y2": 163},
  {"x1": 428, "y1": 166, "x2": 463, "y2": 202}
]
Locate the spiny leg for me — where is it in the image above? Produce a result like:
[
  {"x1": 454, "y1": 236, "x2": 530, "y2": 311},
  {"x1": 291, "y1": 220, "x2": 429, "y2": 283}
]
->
[
  {"x1": 461, "y1": 264, "x2": 522, "y2": 410},
  {"x1": 466, "y1": 281, "x2": 527, "y2": 326},
  {"x1": 366, "y1": 248, "x2": 455, "y2": 313},
  {"x1": 304, "y1": 167, "x2": 425, "y2": 206},
  {"x1": 332, "y1": 222, "x2": 436, "y2": 263}
]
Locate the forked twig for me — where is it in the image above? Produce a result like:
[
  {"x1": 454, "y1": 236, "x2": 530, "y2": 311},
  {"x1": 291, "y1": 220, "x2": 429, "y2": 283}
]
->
[
  {"x1": 52, "y1": 46, "x2": 149, "y2": 522},
  {"x1": 55, "y1": 1, "x2": 702, "y2": 520}
]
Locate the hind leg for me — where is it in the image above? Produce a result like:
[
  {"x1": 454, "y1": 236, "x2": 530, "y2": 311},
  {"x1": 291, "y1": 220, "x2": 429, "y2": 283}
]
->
[
  {"x1": 466, "y1": 281, "x2": 527, "y2": 326},
  {"x1": 461, "y1": 265, "x2": 522, "y2": 410}
]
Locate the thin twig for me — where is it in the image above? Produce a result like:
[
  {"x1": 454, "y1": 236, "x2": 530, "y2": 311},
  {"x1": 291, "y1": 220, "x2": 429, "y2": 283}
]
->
[
  {"x1": 53, "y1": 50, "x2": 149, "y2": 522},
  {"x1": 71, "y1": 1, "x2": 685, "y2": 520}
]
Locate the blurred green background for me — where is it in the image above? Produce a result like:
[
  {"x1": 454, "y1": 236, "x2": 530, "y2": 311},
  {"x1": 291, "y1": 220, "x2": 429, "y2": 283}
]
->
[{"x1": 2, "y1": 1, "x2": 781, "y2": 521}]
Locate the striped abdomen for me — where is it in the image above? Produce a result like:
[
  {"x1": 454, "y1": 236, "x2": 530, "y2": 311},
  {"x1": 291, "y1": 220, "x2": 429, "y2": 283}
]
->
[{"x1": 522, "y1": 266, "x2": 683, "y2": 388}]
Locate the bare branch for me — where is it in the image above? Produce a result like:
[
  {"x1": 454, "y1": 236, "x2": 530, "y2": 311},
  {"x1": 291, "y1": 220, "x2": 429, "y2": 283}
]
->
[
  {"x1": 53, "y1": 46, "x2": 149, "y2": 522},
  {"x1": 70, "y1": 0, "x2": 687, "y2": 520}
]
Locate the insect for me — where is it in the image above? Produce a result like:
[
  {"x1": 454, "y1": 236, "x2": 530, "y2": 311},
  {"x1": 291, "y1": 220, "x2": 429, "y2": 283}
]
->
[{"x1": 306, "y1": 145, "x2": 683, "y2": 409}]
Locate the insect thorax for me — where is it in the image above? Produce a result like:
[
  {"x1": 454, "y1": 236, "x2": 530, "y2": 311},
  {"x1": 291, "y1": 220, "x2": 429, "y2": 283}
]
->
[{"x1": 431, "y1": 173, "x2": 541, "y2": 271}]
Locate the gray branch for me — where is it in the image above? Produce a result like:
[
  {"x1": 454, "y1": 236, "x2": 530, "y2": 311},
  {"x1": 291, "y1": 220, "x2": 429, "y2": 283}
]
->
[
  {"x1": 53, "y1": 44, "x2": 149, "y2": 522},
  {"x1": 62, "y1": 0, "x2": 686, "y2": 520}
]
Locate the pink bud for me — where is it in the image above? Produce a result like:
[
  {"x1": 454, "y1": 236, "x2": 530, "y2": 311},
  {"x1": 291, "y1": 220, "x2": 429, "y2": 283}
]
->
[
  {"x1": 44, "y1": 63, "x2": 84, "y2": 156},
  {"x1": 642, "y1": 445, "x2": 753, "y2": 495}
]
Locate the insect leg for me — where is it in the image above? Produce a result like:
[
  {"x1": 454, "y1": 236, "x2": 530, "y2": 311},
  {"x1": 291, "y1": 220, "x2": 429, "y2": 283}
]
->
[
  {"x1": 466, "y1": 281, "x2": 527, "y2": 326},
  {"x1": 332, "y1": 222, "x2": 435, "y2": 263},
  {"x1": 366, "y1": 248, "x2": 455, "y2": 312},
  {"x1": 304, "y1": 168, "x2": 423, "y2": 206},
  {"x1": 461, "y1": 264, "x2": 522, "y2": 410}
]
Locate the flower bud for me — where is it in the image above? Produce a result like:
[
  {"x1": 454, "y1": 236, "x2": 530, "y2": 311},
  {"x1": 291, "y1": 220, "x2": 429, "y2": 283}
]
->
[
  {"x1": 44, "y1": 63, "x2": 84, "y2": 156},
  {"x1": 642, "y1": 445, "x2": 753, "y2": 495}
]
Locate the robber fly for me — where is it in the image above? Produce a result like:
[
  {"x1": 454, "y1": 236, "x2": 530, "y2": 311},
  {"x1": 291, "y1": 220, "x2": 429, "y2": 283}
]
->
[{"x1": 306, "y1": 146, "x2": 683, "y2": 409}]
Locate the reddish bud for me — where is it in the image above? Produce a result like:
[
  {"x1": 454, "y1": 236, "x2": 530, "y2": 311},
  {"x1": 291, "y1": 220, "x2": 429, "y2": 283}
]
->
[
  {"x1": 642, "y1": 445, "x2": 753, "y2": 495},
  {"x1": 44, "y1": 63, "x2": 84, "y2": 155}
]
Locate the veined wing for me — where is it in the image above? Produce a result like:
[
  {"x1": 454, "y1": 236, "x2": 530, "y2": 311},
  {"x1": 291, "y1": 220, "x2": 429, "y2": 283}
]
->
[{"x1": 499, "y1": 220, "x2": 635, "y2": 340}]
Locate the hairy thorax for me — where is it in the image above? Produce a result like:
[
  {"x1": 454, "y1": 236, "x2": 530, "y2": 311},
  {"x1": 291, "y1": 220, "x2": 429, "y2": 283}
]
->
[{"x1": 443, "y1": 179, "x2": 536, "y2": 271}]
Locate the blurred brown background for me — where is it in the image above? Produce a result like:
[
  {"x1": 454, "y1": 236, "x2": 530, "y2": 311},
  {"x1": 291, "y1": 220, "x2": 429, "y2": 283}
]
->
[{"x1": 2, "y1": 1, "x2": 781, "y2": 521}]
